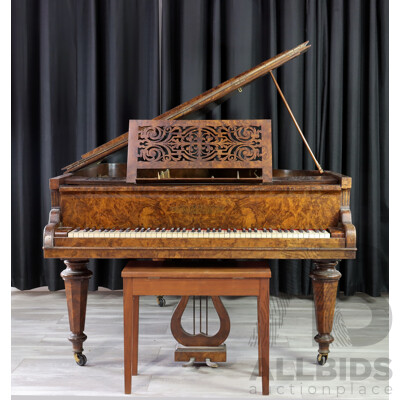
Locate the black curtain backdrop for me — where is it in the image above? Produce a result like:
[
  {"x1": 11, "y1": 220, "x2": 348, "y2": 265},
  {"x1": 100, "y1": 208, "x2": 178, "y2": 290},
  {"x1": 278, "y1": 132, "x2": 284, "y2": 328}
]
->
[{"x1": 11, "y1": 0, "x2": 388, "y2": 296}]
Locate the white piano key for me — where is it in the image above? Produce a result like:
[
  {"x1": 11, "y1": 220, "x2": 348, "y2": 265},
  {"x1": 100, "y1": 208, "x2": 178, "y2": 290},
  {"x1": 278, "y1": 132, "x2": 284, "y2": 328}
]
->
[
  {"x1": 138, "y1": 228, "x2": 145, "y2": 238},
  {"x1": 83, "y1": 229, "x2": 89, "y2": 238},
  {"x1": 319, "y1": 229, "x2": 328, "y2": 238},
  {"x1": 146, "y1": 230, "x2": 155, "y2": 238},
  {"x1": 322, "y1": 229, "x2": 330, "y2": 238},
  {"x1": 186, "y1": 229, "x2": 195, "y2": 238},
  {"x1": 113, "y1": 230, "x2": 121, "y2": 238}
]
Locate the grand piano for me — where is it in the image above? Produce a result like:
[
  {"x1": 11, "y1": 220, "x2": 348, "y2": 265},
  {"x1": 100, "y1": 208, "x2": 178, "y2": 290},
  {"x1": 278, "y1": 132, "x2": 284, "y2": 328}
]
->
[{"x1": 43, "y1": 42, "x2": 356, "y2": 368}]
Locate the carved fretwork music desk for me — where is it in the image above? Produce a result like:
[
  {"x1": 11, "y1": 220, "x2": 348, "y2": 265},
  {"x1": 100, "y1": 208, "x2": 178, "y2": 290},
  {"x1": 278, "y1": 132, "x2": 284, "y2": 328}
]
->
[{"x1": 127, "y1": 119, "x2": 272, "y2": 184}]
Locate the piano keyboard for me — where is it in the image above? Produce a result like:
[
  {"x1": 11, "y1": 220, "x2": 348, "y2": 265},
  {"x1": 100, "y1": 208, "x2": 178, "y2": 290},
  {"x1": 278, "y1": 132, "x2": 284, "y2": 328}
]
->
[{"x1": 67, "y1": 228, "x2": 331, "y2": 239}]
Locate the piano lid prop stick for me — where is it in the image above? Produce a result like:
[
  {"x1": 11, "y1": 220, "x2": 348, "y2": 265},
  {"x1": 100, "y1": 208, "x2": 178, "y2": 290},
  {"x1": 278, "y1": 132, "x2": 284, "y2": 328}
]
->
[{"x1": 269, "y1": 71, "x2": 324, "y2": 174}]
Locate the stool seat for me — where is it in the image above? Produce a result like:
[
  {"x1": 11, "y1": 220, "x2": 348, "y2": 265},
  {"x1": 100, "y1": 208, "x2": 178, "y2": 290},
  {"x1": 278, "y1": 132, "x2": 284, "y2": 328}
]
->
[
  {"x1": 122, "y1": 259, "x2": 270, "y2": 396},
  {"x1": 122, "y1": 260, "x2": 271, "y2": 279}
]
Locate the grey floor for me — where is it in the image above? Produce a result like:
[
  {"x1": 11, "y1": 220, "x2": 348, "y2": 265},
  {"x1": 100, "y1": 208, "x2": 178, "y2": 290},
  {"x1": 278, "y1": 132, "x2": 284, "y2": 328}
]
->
[{"x1": 11, "y1": 288, "x2": 390, "y2": 400}]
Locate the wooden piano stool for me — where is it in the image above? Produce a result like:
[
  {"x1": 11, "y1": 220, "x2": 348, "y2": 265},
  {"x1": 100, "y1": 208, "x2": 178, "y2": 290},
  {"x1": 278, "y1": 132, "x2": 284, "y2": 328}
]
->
[{"x1": 122, "y1": 260, "x2": 271, "y2": 395}]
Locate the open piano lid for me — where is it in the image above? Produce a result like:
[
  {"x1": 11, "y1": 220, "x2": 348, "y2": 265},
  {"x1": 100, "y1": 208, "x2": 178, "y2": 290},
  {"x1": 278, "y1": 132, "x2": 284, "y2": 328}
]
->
[{"x1": 62, "y1": 42, "x2": 310, "y2": 174}]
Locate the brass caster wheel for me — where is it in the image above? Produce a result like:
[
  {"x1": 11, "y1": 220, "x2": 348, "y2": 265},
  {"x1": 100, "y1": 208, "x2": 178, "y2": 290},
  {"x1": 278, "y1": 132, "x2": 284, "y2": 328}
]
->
[
  {"x1": 157, "y1": 296, "x2": 166, "y2": 307},
  {"x1": 317, "y1": 353, "x2": 328, "y2": 366},
  {"x1": 74, "y1": 352, "x2": 87, "y2": 366}
]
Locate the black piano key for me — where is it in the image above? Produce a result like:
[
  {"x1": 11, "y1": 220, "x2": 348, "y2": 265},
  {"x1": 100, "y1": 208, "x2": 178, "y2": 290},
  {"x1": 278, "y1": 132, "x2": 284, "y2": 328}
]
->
[
  {"x1": 146, "y1": 227, "x2": 151, "y2": 232},
  {"x1": 134, "y1": 227, "x2": 139, "y2": 232},
  {"x1": 242, "y1": 228, "x2": 246, "y2": 232},
  {"x1": 155, "y1": 227, "x2": 160, "y2": 232},
  {"x1": 161, "y1": 228, "x2": 166, "y2": 232},
  {"x1": 74, "y1": 228, "x2": 80, "y2": 232},
  {"x1": 227, "y1": 229, "x2": 231, "y2": 233},
  {"x1": 207, "y1": 228, "x2": 210, "y2": 233},
  {"x1": 176, "y1": 228, "x2": 181, "y2": 232},
  {"x1": 218, "y1": 228, "x2": 222, "y2": 232},
  {"x1": 182, "y1": 228, "x2": 186, "y2": 232},
  {"x1": 140, "y1": 227, "x2": 145, "y2": 232},
  {"x1": 290, "y1": 229, "x2": 294, "y2": 233},
  {"x1": 212, "y1": 228, "x2": 216, "y2": 233},
  {"x1": 269, "y1": 228, "x2": 273, "y2": 233},
  {"x1": 191, "y1": 227, "x2": 195, "y2": 232},
  {"x1": 254, "y1": 228, "x2": 258, "y2": 232},
  {"x1": 126, "y1": 228, "x2": 131, "y2": 232},
  {"x1": 170, "y1": 227, "x2": 175, "y2": 232},
  {"x1": 263, "y1": 228, "x2": 267, "y2": 232},
  {"x1": 197, "y1": 228, "x2": 201, "y2": 232},
  {"x1": 233, "y1": 228, "x2": 237, "y2": 233}
]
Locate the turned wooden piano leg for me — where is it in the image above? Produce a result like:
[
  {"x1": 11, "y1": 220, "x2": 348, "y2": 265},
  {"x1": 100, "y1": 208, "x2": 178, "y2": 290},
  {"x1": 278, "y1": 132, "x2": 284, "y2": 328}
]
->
[
  {"x1": 61, "y1": 259, "x2": 92, "y2": 366},
  {"x1": 310, "y1": 260, "x2": 341, "y2": 366}
]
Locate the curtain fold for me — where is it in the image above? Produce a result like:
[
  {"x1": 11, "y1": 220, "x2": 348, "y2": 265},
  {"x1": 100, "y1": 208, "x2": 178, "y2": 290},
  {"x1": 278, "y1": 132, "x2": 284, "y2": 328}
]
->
[{"x1": 12, "y1": 0, "x2": 388, "y2": 296}]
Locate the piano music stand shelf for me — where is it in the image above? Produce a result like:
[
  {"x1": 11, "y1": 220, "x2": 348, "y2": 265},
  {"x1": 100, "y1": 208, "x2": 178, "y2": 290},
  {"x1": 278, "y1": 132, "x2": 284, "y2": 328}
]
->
[{"x1": 122, "y1": 260, "x2": 271, "y2": 396}]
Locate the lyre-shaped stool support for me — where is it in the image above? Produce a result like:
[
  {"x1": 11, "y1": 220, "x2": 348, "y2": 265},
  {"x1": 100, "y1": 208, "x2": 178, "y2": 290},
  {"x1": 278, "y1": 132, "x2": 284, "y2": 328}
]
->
[{"x1": 122, "y1": 260, "x2": 271, "y2": 395}]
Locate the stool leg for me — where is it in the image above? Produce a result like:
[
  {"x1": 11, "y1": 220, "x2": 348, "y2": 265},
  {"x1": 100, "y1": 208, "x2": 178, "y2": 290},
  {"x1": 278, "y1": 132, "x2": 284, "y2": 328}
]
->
[
  {"x1": 257, "y1": 297, "x2": 262, "y2": 377},
  {"x1": 124, "y1": 280, "x2": 133, "y2": 394},
  {"x1": 258, "y1": 279, "x2": 269, "y2": 395},
  {"x1": 132, "y1": 296, "x2": 139, "y2": 376}
]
